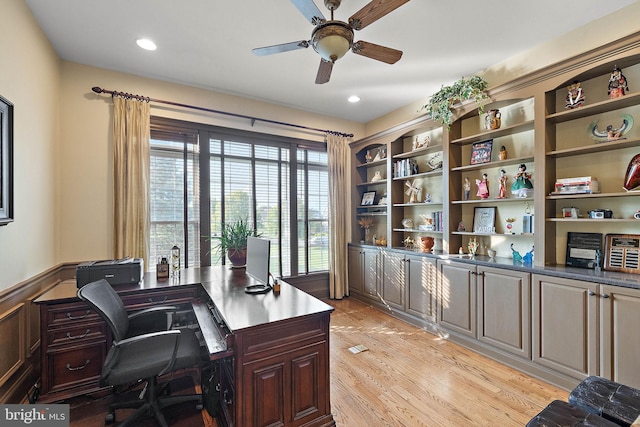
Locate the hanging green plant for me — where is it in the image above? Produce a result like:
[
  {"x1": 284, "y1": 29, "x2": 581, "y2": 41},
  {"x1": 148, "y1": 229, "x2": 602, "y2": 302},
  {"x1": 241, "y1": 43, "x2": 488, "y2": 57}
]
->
[{"x1": 421, "y1": 75, "x2": 490, "y2": 128}]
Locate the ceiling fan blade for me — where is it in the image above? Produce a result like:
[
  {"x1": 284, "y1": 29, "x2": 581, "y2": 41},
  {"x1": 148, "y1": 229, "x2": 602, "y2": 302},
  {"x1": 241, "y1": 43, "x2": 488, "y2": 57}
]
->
[
  {"x1": 352, "y1": 40, "x2": 402, "y2": 64},
  {"x1": 290, "y1": 0, "x2": 326, "y2": 25},
  {"x1": 349, "y1": 0, "x2": 409, "y2": 30},
  {"x1": 252, "y1": 40, "x2": 309, "y2": 56},
  {"x1": 315, "y1": 59, "x2": 333, "y2": 84}
]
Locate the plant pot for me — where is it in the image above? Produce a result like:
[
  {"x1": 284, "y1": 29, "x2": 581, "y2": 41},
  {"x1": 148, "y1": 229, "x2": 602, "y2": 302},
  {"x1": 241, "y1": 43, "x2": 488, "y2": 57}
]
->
[{"x1": 227, "y1": 248, "x2": 247, "y2": 268}]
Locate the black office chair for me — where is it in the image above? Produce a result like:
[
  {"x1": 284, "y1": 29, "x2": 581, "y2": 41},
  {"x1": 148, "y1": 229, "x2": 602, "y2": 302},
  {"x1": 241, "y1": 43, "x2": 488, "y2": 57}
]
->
[{"x1": 77, "y1": 279, "x2": 203, "y2": 427}]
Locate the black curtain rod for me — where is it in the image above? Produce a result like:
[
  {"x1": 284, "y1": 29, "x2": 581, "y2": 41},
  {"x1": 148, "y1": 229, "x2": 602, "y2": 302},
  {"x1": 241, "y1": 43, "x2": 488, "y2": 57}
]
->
[{"x1": 91, "y1": 86, "x2": 354, "y2": 138}]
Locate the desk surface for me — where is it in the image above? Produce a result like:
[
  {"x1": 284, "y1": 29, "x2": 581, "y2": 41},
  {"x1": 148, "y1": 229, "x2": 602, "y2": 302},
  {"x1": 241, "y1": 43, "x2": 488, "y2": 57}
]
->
[{"x1": 36, "y1": 266, "x2": 334, "y2": 333}]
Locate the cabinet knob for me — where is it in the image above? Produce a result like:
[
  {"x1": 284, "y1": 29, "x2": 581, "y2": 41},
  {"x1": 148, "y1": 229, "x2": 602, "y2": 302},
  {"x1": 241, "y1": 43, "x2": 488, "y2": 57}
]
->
[
  {"x1": 602, "y1": 293, "x2": 610, "y2": 299},
  {"x1": 588, "y1": 291, "x2": 596, "y2": 296}
]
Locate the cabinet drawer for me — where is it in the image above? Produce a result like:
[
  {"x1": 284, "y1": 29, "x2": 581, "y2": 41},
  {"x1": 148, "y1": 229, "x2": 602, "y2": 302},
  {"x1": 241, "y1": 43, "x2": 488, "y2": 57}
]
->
[
  {"x1": 46, "y1": 301, "x2": 100, "y2": 328},
  {"x1": 46, "y1": 341, "x2": 106, "y2": 393},
  {"x1": 47, "y1": 321, "x2": 106, "y2": 347}
]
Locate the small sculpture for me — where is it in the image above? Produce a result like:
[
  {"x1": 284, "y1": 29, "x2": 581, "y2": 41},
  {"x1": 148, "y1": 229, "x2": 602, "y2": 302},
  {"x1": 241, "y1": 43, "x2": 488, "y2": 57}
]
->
[
  {"x1": 424, "y1": 193, "x2": 432, "y2": 203},
  {"x1": 426, "y1": 152, "x2": 443, "y2": 170},
  {"x1": 364, "y1": 150, "x2": 373, "y2": 163},
  {"x1": 565, "y1": 80, "x2": 585, "y2": 109},
  {"x1": 412, "y1": 135, "x2": 430, "y2": 150},
  {"x1": 457, "y1": 221, "x2": 466, "y2": 232},
  {"x1": 511, "y1": 164, "x2": 533, "y2": 198},
  {"x1": 499, "y1": 146, "x2": 507, "y2": 161},
  {"x1": 405, "y1": 178, "x2": 423, "y2": 204},
  {"x1": 504, "y1": 217, "x2": 516, "y2": 234},
  {"x1": 371, "y1": 170, "x2": 383, "y2": 182},
  {"x1": 463, "y1": 177, "x2": 471, "y2": 200},
  {"x1": 485, "y1": 109, "x2": 501, "y2": 130},
  {"x1": 401, "y1": 218, "x2": 414, "y2": 229},
  {"x1": 511, "y1": 243, "x2": 523, "y2": 264},
  {"x1": 608, "y1": 66, "x2": 629, "y2": 99},
  {"x1": 497, "y1": 169, "x2": 507, "y2": 199},
  {"x1": 403, "y1": 236, "x2": 415, "y2": 248},
  {"x1": 588, "y1": 114, "x2": 634, "y2": 143},
  {"x1": 420, "y1": 236, "x2": 435, "y2": 252},
  {"x1": 467, "y1": 238, "x2": 479, "y2": 256},
  {"x1": 476, "y1": 173, "x2": 489, "y2": 199},
  {"x1": 523, "y1": 246, "x2": 534, "y2": 265}
]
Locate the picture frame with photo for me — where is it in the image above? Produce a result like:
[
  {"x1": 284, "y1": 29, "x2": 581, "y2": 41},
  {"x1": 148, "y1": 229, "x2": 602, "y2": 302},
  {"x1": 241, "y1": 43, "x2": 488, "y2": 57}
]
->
[
  {"x1": 473, "y1": 206, "x2": 496, "y2": 233},
  {"x1": 0, "y1": 94, "x2": 14, "y2": 226},
  {"x1": 470, "y1": 139, "x2": 493, "y2": 165},
  {"x1": 361, "y1": 191, "x2": 376, "y2": 206}
]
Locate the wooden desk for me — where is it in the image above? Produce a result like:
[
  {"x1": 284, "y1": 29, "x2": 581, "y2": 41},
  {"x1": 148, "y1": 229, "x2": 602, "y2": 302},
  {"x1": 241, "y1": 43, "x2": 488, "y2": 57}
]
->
[{"x1": 35, "y1": 267, "x2": 336, "y2": 427}]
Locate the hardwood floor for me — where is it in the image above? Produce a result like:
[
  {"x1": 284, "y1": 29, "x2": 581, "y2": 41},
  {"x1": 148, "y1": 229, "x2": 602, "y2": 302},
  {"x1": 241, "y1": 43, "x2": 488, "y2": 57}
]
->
[
  {"x1": 69, "y1": 296, "x2": 567, "y2": 426},
  {"x1": 326, "y1": 297, "x2": 568, "y2": 426}
]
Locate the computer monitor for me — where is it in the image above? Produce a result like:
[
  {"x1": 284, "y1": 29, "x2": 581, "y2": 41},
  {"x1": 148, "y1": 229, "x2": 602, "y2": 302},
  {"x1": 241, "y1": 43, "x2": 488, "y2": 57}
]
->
[{"x1": 245, "y1": 237, "x2": 271, "y2": 293}]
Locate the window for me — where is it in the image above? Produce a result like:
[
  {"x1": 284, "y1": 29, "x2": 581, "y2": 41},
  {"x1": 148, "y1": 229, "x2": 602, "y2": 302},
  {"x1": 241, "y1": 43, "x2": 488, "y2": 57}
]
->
[{"x1": 149, "y1": 117, "x2": 329, "y2": 278}]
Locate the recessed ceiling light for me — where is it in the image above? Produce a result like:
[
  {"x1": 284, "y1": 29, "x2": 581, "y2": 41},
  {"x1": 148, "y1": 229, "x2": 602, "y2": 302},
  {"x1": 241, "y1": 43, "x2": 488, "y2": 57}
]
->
[
  {"x1": 136, "y1": 38, "x2": 157, "y2": 51},
  {"x1": 348, "y1": 95, "x2": 360, "y2": 103}
]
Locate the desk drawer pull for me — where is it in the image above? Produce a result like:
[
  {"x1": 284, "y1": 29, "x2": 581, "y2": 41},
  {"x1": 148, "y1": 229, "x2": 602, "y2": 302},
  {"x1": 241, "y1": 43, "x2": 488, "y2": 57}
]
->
[
  {"x1": 66, "y1": 360, "x2": 90, "y2": 371},
  {"x1": 66, "y1": 310, "x2": 90, "y2": 320},
  {"x1": 148, "y1": 296, "x2": 167, "y2": 304},
  {"x1": 66, "y1": 329, "x2": 91, "y2": 340}
]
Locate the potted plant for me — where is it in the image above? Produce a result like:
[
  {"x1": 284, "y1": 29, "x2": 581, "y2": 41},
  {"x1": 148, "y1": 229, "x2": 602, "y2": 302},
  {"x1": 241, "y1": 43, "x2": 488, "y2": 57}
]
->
[
  {"x1": 213, "y1": 218, "x2": 261, "y2": 267},
  {"x1": 421, "y1": 75, "x2": 490, "y2": 128}
]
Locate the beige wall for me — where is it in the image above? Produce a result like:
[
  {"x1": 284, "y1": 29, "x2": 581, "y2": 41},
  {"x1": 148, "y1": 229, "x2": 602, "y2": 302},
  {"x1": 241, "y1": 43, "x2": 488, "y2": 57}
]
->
[
  {"x1": 0, "y1": 0, "x2": 60, "y2": 290},
  {"x1": 58, "y1": 63, "x2": 364, "y2": 267}
]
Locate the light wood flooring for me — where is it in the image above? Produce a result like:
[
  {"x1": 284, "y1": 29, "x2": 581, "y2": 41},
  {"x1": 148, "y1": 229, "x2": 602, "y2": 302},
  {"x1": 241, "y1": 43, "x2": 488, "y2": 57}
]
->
[{"x1": 326, "y1": 297, "x2": 568, "y2": 426}]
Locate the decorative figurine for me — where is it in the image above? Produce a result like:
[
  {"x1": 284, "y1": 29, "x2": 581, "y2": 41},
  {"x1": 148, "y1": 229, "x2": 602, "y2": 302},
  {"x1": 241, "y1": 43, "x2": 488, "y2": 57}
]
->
[
  {"x1": 424, "y1": 193, "x2": 432, "y2": 203},
  {"x1": 371, "y1": 170, "x2": 383, "y2": 182},
  {"x1": 499, "y1": 145, "x2": 507, "y2": 161},
  {"x1": 459, "y1": 246, "x2": 465, "y2": 255},
  {"x1": 608, "y1": 66, "x2": 629, "y2": 99},
  {"x1": 467, "y1": 237, "x2": 479, "y2": 256},
  {"x1": 405, "y1": 179, "x2": 423, "y2": 204},
  {"x1": 511, "y1": 164, "x2": 533, "y2": 198},
  {"x1": 403, "y1": 236, "x2": 415, "y2": 248},
  {"x1": 523, "y1": 246, "x2": 534, "y2": 265},
  {"x1": 463, "y1": 177, "x2": 471, "y2": 200},
  {"x1": 504, "y1": 217, "x2": 516, "y2": 234},
  {"x1": 420, "y1": 236, "x2": 435, "y2": 252},
  {"x1": 485, "y1": 109, "x2": 501, "y2": 130},
  {"x1": 588, "y1": 114, "x2": 633, "y2": 143},
  {"x1": 426, "y1": 152, "x2": 443, "y2": 170},
  {"x1": 565, "y1": 80, "x2": 585, "y2": 109},
  {"x1": 511, "y1": 243, "x2": 523, "y2": 264},
  {"x1": 457, "y1": 221, "x2": 466, "y2": 232},
  {"x1": 364, "y1": 150, "x2": 373, "y2": 163},
  {"x1": 412, "y1": 135, "x2": 430, "y2": 150},
  {"x1": 497, "y1": 169, "x2": 507, "y2": 199},
  {"x1": 476, "y1": 173, "x2": 489, "y2": 199}
]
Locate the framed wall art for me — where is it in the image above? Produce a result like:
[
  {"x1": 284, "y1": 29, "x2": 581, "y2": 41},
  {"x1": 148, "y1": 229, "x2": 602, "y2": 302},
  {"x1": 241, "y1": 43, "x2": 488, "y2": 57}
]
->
[
  {"x1": 0, "y1": 95, "x2": 13, "y2": 226},
  {"x1": 473, "y1": 206, "x2": 496, "y2": 233},
  {"x1": 470, "y1": 139, "x2": 493, "y2": 165},
  {"x1": 361, "y1": 191, "x2": 376, "y2": 206}
]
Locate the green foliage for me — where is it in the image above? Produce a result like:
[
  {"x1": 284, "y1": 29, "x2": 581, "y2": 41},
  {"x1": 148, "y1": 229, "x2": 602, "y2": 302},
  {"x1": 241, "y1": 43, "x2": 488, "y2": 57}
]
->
[
  {"x1": 421, "y1": 75, "x2": 489, "y2": 128},
  {"x1": 213, "y1": 218, "x2": 261, "y2": 257}
]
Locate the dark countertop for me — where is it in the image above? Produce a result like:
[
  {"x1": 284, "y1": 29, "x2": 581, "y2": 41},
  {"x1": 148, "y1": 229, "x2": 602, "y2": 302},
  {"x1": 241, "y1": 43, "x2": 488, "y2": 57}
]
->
[
  {"x1": 349, "y1": 242, "x2": 640, "y2": 290},
  {"x1": 35, "y1": 266, "x2": 334, "y2": 333}
]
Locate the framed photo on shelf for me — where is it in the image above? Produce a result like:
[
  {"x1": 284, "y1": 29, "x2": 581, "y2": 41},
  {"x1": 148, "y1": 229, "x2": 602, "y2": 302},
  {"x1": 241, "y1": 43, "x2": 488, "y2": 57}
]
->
[
  {"x1": 361, "y1": 191, "x2": 376, "y2": 206},
  {"x1": 470, "y1": 139, "x2": 493, "y2": 165},
  {"x1": 473, "y1": 206, "x2": 496, "y2": 233}
]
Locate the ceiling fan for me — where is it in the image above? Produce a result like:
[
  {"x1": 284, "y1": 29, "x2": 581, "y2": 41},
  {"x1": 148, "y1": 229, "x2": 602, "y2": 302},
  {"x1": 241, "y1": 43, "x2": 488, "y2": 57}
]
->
[{"x1": 252, "y1": 0, "x2": 409, "y2": 84}]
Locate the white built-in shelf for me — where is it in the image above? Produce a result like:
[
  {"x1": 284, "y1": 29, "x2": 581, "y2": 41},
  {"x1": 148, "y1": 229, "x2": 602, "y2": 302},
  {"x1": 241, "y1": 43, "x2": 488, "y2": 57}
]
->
[
  {"x1": 393, "y1": 202, "x2": 443, "y2": 207},
  {"x1": 356, "y1": 158, "x2": 386, "y2": 169},
  {"x1": 451, "y1": 156, "x2": 534, "y2": 173},
  {"x1": 450, "y1": 120, "x2": 535, "y2": 146},
  {"x1": 546, "y1": 91, "x2": 640, "y2": 124},
  {"x1": 356, "y1": 179, "x2": 387, "y2": 187},
  {"x1": 546, "y1": 137, "x2": 640, "y2": 158},
  {"x1": 451, "y1": 197, "x2": 534, "y2": 205},
  {"x1": 393, "y1": 170, "x2": 443, "y2": 180},
  {"x1": 393, "y1": 228, "x2": 443, "y2": 234},
  {"x1": 392, "y1": 145, "x2": 443, "y2": 160},
  {"x1": 546, "y1": 191, "x2": 640, "y2": 200}
]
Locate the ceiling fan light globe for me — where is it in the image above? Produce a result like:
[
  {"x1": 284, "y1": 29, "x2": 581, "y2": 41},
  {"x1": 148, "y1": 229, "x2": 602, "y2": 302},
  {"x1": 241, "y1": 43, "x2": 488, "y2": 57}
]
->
[
  {"x1": 311, "y1": 21, "x2": 353, "y2": 63},
  {"x1": 314, "y1": 35, "x2": 350, "y2": 62}
]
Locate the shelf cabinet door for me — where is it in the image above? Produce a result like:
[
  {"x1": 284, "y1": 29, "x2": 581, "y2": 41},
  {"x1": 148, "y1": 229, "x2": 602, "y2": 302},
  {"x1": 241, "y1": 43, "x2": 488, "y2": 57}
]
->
[
  {"x1": 600, "y1": 284, "x2": 640, "y2": 389},
  {"x1": 348, "y1": 246, "x2": 365, "y2": 295},
  {"x1": 382, "y1": 251, "x2": 405, "y2": 309},
  {"x1": 405, "y1": 254, "x2": 437, "y2": 322},
  {"x1": 477, "y1": 266, "x2": 531, "y2": 358},
  {"x1": 363, "y1": 248, "x2": 379, "y2": 298},
  {"x1": 532, "y1": 274, "x2": 598, "y2": 381},
  {"x1": 438, "y1": 260, "x2": 477, "y2": 338}
]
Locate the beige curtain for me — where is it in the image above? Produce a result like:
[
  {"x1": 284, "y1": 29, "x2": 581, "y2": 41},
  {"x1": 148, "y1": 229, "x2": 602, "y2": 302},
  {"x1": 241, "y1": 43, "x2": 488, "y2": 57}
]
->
[
  {"x1": 327, "y1": 133, "x2": 350, "y2": 299},
  {"x1": 113, "y1": 96, "x2": 151, "y2": 268}
]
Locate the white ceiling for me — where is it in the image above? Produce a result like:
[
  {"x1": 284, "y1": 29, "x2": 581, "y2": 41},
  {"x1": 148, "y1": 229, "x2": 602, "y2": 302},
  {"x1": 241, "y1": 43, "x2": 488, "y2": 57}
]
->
[{"x1": 25, "y1": 0, "x2": 637, "y2": 123}]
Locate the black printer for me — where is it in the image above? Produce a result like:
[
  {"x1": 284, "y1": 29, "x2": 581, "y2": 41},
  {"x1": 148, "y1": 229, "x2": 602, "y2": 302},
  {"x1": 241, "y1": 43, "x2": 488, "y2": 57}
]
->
[{"x1": 76, "y1": 258, "x2": 143, "y2": 288}]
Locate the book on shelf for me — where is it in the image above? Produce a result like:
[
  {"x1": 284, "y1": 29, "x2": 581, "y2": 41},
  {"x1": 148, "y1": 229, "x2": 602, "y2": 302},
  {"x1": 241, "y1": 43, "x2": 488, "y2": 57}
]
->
[{"x1": 393, "y1": 159, "x2": 418, "y2": 178}]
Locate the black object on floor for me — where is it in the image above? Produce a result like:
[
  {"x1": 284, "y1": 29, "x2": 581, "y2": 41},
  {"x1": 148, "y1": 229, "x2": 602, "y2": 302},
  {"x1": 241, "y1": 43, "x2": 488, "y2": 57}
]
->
[
  {"x1": 569, "y1": 376, "x2": 640, "y2": 427},
  {"x1": 526, "y1": 400, "x2": 620, "y2": 427}
]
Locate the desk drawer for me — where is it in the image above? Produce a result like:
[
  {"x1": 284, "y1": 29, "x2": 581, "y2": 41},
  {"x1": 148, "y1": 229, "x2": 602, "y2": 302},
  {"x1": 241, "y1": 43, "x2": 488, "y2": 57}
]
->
[
  {"x1": 46, "y1": 301, "x2": 100, "y2": 328},
  {"x1": 121, "y1": 288, "x2": 197, "y2": 310},
  {"x1": 46, "y1": 341, "x2": 105, "y2": 394},
  {"x1": 47, "y1": 321, "x2": 107, "y2": 347}
]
